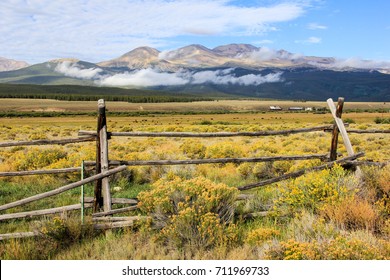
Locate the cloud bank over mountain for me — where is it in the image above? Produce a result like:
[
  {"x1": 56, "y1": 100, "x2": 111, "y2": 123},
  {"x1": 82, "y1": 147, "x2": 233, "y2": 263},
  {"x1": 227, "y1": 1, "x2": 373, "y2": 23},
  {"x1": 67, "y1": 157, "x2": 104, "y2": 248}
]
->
[
  {"x1": 54, "y1": 61, "x2": 103, "y2": 80},
  {"x1": 53, "y1": 61, "x2": 284, "y2": 87}
]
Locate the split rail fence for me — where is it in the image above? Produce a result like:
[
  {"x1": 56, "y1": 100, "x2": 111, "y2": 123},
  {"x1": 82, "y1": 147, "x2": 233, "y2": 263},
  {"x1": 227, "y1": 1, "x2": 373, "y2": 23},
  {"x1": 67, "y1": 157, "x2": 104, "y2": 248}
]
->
[{"x1": 0, "y1": 97, "x2": 389, "y2": 240}]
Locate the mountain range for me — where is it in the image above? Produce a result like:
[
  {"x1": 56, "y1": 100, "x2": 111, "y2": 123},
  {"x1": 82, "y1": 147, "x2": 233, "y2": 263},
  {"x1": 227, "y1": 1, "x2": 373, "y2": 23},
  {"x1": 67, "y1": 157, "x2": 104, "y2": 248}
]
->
[{"x1": 1, "y1": 44, "x2": 389, "y2": 101}]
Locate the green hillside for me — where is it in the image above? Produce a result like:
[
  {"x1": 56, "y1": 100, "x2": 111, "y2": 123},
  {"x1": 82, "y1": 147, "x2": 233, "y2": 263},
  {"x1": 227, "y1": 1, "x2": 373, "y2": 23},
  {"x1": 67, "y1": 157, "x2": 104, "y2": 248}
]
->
[{"x1": 0, "y1": 83, "x2": 235, "y2": 102}]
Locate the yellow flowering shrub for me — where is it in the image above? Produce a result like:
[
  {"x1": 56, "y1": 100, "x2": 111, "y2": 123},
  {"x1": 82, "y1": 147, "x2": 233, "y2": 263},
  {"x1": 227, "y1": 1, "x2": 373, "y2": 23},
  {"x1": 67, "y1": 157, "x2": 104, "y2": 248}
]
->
[
  {"x1": 205, "y1": 141, "x2": 244, "y2": 158},
  {"x1": 245, "y1": 227, "x2": 281, "y2": 246},
  {"x1": 180, "y1": 139, "x2": 206, "y2": 159},
  {"x1": 274, "y1": 165, "x2": 352, "y2": 213},
  {"x1": 324, "y1": 236, "x2": 386, "y2": 260},
  {"x1": 39, "y1": 216, "x2": 67, "y2": 241},
  {"x1": 265, "y1": 235, "x2": 390, "y2": 260},
  {"x1": 378, "y1": 165, "x2": 390, "y2": 194},
  {"x1": 10, "y1": 147, "x2": 67, "y2": 171},
  {"x1": 137, "y1": 177, "x2": 239, "y2": 248},
  {"x1": 278, "y1": 239, "x2": 321, "y2": 260}
]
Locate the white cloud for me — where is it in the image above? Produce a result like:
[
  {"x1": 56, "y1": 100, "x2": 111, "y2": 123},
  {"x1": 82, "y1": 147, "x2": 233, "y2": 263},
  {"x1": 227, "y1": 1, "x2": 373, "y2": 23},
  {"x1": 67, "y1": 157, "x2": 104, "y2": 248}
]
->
[
  {"x1": 295, "y1": 36, "x2": 322, "y2": 44},
  {"x1": 190, "y1": 68, "x2": 283, "y2": 86},
  {"x1": 307, "y1": 23, "x2": 328, "y2": 30},
  {"x1": 313, "y1": 57, "x2": 390, "y2": 70},
  {"x1": 98, "y1": 69, "x2": 189, "y2": 87},
  {"x1": 54, "y1": 61, "x2": 103, "y2": 79},
  {"x1": 0, "y1": 0, "x2": 309, "y2": 63},
  {"x1": 97, "y1": 68, "x2": 284, "y2": 87},
  {"x1": 248, "y1": 47, "x2": 303, "y2": 61}
]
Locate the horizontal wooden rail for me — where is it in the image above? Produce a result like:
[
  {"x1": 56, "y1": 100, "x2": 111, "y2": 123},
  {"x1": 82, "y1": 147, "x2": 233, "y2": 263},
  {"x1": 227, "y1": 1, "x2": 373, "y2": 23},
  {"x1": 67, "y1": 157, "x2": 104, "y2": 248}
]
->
[
  {"x1": 0, "y1": 165, "x2": 127, "y2": 212},
  {"x1": 0, "y1": 203, "x2": 93, "y2": 221},
  {"x1": 0, "y1": 231, "x2": 40, "y2": 240},
  {"x1": 92, "y1": 216, "x2": 145, "y2": 222},
  {"x1": 324, "y1": 128, "x2": 390, "y2": 134},
  {"x1": 92, "y1": 205, "x2": 138, "y2": 217},
  {"x1": 79, "y1": 125, "x2": 332, "y2": 138},
  {"x1": 84, "y1": 197, "x2": 138, "y2": 205},
  {"x1": 343, "y1": 129, "x2": 390, "y2": 134},
  {"x1": 238, "y1": 152, "x2": 364, "y2": 191},
  {"x1": 0, "y1": 136, "x2": 96, "y2": 148},
  {"x1": 93, "y1": 218, "x2": 142, "y2": 230},
  {"x1": 83, "y1": 154, "x2": 329, "y2": 167},
  {"x1": 0, "y1": 167, "x2": 81, "y2": 177}
]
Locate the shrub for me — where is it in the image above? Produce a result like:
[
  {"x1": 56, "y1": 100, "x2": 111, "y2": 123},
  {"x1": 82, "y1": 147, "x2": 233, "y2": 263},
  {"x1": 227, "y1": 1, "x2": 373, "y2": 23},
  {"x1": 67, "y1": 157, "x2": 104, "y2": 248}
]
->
[
  {"x1": 321, "y1": 196, "x2": 379, "y2": 231},
  {"x1": 11, "y1": 148, "x2": 67, "y2": 171},
  {"x1": 265, "y1": 233, "x2": 390, "y2": 260},
  {"x1": 374, "y1": 117, "x2": 390, "y2": 124},
  {"x1": 205, "y1": 141, "x2": 243, "y2": 159},
  {"x1": 245, "y1": 228, "x2": 280, "y2": 246},
  {"x1": 378, "y1": 165, "x2": 390, "y2": 194},
  {"x1": 137, "y1": 177, "x2": 239, "y2": 249},
  {"x1": 273, "y1": 165, "x2": 354, "y2": 214},
  {"x1": 324, "y1": 235, "x2": 385, "y2": 260},
  {"x1": 265, "y1": 239, "x2": 321, "y2": 260},
  {"x1": 180, "y1": 139, "x2": 206, "y2": 159},
  {"x1": 38, "y1": 216, "x2": 95, "y2": 247}
]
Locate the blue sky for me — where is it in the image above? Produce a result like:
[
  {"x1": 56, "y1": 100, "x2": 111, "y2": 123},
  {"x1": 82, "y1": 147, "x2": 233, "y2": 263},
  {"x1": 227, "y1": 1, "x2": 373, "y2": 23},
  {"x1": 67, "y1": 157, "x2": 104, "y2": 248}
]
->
[{"x1": 1, "y1": 0, "x2": 389, "y2": 64}]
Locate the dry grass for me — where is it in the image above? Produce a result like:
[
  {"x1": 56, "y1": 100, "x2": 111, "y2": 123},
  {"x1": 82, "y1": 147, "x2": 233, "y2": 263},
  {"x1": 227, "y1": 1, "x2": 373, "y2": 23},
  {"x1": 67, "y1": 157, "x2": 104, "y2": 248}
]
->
[
  {"x1": 1, "y1": 98, "x2": 389, "y2": 113},
  {"x1": 0, "y1": 100, "x2": 390, "y2": 260}
]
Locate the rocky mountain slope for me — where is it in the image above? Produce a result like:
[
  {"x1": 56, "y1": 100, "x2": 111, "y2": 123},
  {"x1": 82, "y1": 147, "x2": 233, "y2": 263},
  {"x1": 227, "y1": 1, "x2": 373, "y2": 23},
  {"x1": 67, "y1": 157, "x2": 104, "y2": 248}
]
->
[{"x1": 0, "y1": 57, "x2": 29, "y2": 72}]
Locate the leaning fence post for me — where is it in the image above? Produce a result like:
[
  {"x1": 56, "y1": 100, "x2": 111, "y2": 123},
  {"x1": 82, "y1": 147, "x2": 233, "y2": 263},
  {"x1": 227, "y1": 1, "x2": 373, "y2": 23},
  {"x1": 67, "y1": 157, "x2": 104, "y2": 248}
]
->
[
  {"x1": 329, "y1": 97, "x2": 344, "y2": 161},
  {"x1": 327, "y1": 98, "x2": 361, "y2": 175},
  {"x1": 327, "y1": 98, "x2": 355, "y2": 156}
]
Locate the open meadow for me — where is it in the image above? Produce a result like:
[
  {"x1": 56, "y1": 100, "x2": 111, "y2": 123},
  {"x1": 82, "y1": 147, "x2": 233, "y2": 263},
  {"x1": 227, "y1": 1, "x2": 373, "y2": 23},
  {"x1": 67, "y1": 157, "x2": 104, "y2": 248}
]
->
[{"x1": 0, "y1": 99, "x2": 389, "y2": 259}]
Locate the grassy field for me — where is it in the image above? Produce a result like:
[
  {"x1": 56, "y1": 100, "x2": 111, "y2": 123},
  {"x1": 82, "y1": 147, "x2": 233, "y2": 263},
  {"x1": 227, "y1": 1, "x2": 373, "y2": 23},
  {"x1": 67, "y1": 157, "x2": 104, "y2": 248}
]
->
[
  {"x1": 0, "y1": 98, "x2": 389, "y2": 114},
  {"x1": 0, "y1": 99, "x2": 390, "y2": 260}
]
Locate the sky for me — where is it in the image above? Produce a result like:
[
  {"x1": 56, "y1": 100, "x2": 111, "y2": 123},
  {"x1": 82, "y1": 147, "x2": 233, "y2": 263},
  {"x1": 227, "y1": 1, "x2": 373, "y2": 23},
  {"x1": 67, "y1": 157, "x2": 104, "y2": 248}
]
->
[{"x1": 1, "y1": 0, "x2": 389, "y2": 64}]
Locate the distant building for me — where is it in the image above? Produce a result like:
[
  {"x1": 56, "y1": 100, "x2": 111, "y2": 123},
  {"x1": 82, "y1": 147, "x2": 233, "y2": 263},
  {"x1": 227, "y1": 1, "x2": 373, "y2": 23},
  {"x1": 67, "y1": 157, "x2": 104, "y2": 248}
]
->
[
  {"x1": 269, "y1": 106, "x2": 282, "y2": 111},
  {"x1": 289, "y1": 107, "x2": 304, "y2": 111},
  {"x1": 305, "y1": 107, "x2": 313, "y2": 111}
]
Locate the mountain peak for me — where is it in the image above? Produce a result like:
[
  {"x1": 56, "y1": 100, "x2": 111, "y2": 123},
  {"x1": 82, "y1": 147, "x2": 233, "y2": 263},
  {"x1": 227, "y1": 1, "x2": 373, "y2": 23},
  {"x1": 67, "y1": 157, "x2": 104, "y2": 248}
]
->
[
  {"x1": 98, "y1": 46, "x2": 160, "y2": 69},
  {"x1": 120, "y1": 46, "x2": 160, "y2": 58},
  {"x1": 0, "y1": 57, "x2": 29, "y2": 72},
  {"x1": 213, "y1": 44, "x2": 258, "y2": 57}
]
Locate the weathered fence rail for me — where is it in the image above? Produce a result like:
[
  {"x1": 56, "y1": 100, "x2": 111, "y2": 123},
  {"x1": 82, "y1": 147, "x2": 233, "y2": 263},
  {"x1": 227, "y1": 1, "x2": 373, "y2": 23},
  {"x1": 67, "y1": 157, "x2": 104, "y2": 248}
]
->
[
  {"x1": 83, "y1": 154, "x2": 329, "y2": 167},
  {"x1": 238, "y1": 152, "x2": 364, "y2": 191},
  {"x1": 0, "y1": 136, "x2": 96, "y2": 148},
  {"x1": 79, "y1": 125, "x2": 333, "y2": 137},
  {"x1": 0, "y1": 165, "x2": 127, "y2": 212},
  {"x1": 0, "y1": 97, "x2": 389, "y2": 240},
  {"x1": 0, "y1": 167, "x2": 82, "y2": 177}
]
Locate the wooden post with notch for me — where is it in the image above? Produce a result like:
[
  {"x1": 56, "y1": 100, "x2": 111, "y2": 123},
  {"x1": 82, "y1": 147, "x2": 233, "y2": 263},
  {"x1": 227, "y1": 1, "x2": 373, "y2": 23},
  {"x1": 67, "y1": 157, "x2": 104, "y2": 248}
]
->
[
  {"x1": 327, "y1": 98, "x2": 354, "y2": 156},
  {"x1": 94, "y1": 99, "x2": 112, "y2": 212},
  {"x1": 327, "y1": 97, "x2": 361, "y2": 175},
  {"x1": 329, "y1": 97, "x2": 344, "y2": 161}
]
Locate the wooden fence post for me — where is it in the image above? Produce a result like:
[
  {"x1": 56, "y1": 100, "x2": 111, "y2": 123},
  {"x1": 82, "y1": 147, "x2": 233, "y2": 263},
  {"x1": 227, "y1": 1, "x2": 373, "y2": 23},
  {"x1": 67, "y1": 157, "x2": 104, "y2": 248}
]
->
[
  {"x1": 95, "y1": 99, "x2": 112, "y2": 212},
  {"x1": 327, "y1": 98, "x2": 355, "y2": 156},
  {"x1": 94, "y1": 101, "x2": 103, "y2": 212},
  {"x1": 329, "y1": 97, "x2": 344, "y2": 161}
]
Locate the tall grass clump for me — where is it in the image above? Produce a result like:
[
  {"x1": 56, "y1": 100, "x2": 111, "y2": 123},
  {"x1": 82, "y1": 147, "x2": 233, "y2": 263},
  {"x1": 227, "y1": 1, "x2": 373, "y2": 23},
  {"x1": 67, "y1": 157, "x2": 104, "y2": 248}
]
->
[{"x1": 137, "y1": 176, "x2": 240, "y2": 249}]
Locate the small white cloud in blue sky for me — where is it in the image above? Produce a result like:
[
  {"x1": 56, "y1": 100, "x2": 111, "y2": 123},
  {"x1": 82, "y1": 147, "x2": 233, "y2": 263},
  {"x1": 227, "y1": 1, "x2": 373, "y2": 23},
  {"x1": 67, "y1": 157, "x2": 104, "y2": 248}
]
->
[
  {"x1": 307, "y1": 23, "x2": 328, "y2": 30},
  {"x1": 295, "y1": 37, "x2": 322, "y2": 44}
]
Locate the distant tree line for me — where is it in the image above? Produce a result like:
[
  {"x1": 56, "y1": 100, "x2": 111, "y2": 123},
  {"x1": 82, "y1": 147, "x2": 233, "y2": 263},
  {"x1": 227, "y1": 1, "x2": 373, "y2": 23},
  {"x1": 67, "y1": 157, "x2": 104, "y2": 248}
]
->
[{"x1": 0, "y1": 84, "x2": 215, "y2": 103}]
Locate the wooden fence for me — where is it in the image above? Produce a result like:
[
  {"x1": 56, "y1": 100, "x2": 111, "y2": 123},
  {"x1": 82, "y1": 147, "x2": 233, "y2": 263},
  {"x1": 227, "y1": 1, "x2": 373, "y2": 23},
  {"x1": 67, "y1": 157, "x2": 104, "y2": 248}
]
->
[{"x1": 0, "y1": 97, "x2": 388, "y2": 240}]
